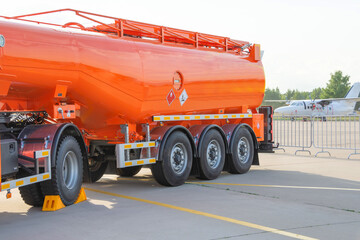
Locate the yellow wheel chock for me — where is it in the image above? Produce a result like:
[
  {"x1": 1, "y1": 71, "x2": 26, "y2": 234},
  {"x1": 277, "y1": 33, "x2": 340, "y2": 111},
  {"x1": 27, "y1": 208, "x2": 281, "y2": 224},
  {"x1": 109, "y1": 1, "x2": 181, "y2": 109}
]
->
[{"x1": 42, "y1": 187, "x2": 87, "y2": 211}]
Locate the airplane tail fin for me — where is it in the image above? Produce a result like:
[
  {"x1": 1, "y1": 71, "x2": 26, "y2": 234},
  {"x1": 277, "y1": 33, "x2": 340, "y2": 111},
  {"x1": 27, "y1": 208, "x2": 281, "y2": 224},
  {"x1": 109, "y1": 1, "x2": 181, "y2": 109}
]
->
[{"x1": 345, "y1": 82, "x2": 360, "y2": 98}]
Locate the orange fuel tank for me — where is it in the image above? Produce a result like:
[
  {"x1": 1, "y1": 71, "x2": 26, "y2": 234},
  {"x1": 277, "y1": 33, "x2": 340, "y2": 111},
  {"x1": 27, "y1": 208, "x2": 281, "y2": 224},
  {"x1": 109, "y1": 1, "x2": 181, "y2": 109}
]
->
[{"x1": 0, "y1": 10, "x2": 265, "y2": 140}]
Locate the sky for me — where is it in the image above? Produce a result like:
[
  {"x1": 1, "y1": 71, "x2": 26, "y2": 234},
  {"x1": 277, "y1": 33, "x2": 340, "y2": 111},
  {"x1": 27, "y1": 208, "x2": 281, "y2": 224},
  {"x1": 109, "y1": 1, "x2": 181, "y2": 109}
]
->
[{"x1": 1, "y1": 0, "x2": 359, "y2": 92}]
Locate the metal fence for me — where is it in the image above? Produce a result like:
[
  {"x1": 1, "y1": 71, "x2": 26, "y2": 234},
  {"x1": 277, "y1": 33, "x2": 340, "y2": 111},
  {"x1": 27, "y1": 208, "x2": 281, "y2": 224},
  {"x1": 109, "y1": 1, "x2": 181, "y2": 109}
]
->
[{"x1": 273, "y1": 115, "x2": 360, "y2": 158}]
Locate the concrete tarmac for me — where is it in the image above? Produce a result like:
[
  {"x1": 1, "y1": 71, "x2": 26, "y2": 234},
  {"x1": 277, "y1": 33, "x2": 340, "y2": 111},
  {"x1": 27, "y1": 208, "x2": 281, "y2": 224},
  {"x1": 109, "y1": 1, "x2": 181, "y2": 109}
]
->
[{"x1": 0, "y1": 151, "x2": 359, "y2": 240}]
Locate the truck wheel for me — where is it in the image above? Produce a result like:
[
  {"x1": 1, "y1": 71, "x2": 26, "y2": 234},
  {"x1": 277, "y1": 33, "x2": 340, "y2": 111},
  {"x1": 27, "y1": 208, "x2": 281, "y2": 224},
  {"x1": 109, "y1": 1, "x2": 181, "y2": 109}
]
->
[
  {"x1": 116, "y1": 166, "x2": 142, "y2": 177},
  {"x1": 228, "y1": 127, "x2": 254, "y2": 174},
  {"x1": 198, "y1": 129, "x2": 225, "y2": 180},
  {"x1": 41, "y1": 136, "x2": 83, "y2": 206},
  {"x1": 19, "y1": 183, "x2": 44, "y2": 207},
  {"x1": 89, "y1": 159, "x2": 108, "y2": 183},
  {"x1": 151, "y1": 131, "x2": 193, "y2": 186}
]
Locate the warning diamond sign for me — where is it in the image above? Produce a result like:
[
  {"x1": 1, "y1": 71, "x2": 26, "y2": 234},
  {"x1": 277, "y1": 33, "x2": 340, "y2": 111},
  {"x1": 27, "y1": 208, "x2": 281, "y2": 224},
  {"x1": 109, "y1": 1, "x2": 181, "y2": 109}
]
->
[
  {"x1": 179, "y1": 89, "x2": 188, "y2": 106},
  {"x1": 167, "y1": 89, "x2": 176, "y2": 105}
]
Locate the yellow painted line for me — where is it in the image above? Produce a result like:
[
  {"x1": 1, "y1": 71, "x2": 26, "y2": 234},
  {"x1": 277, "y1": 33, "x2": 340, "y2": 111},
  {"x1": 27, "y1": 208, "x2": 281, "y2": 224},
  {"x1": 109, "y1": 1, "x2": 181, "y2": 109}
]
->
[
  {"x1": 1, "y1": 183, "x2": 10, "y2": 190},
  {"x1": 16, "y1": 180, "x2": 24, "y2": 187},
  {"x1": 136, "y1": 143, "x2": 144, "y2": 148},
  {"x1": 195, "y1": 116, "x2": 200, "y2": 119},
  {"x1": 153, "y1": 117, "x2": 160, "y2": 121},
  {"x1": 43, "y1": 174, "x2": 50, "y2": 180},
  {"x1": 164, "y1": 117, "x2": 171, "y2": 120},
  {"x1": 137, "y1": 160, "x2": 144, "y2": 165},
  {"x1": 124, "y1": 144, "x2": 132, "y2": 149},
  {"x1": 174, "y1": 116, "x2": 180, "y2": 120},
  {"x1": 186, "y1": 182, "x2": 360, "y2": 192},
  {"x1": 149, "y1": 159, "x2": 156, "y2": 163},
  {"x1": 84, "y1": 187, "x2": 317, "y2": 240},
  {"x1": 42, "y1": 151, "x2": 49, "y2": 156},
  {"x1": 149, "y1": 142, "x2": 156, "y2": 147},
  {"x1": 125, "y1": 162, "x2": 133, "y2": 167},
  {"x1": 184, "y1": 116, "x2": 190, "y2": 120},
  {"x1": 30, "y1": 177, "x2": 37, "y2": 183}
]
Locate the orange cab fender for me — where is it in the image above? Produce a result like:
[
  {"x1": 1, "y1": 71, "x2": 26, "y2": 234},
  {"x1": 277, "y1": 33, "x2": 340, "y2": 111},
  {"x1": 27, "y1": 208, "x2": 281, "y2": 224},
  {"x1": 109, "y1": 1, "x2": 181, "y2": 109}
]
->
[
  {"x1": 18, "y1": 123, "x2": 90, "y2": 181},
  {"x1": 189, "y1": 124, "x2": 228, "y2": 158},
  {"x1": 150, "y1": 125, "x2": 196, "y2": 162}
]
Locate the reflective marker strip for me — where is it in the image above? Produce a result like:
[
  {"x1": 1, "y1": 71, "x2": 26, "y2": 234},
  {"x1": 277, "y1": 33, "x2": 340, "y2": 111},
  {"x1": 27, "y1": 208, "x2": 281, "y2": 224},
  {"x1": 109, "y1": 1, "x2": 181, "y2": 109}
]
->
[
  {"x1": 121, "y1": 141, "x2": 156, "y2": 150},
  {"x1": 85, "y1": 187, "x2": 318, "y2": 240},
  {"x1": 16, "y1": 180, "x2": 24, "y2": 186},
  {"x1": 0, "y1": 150, "x2": 51, "y2": 192},
  {"x1": 153, "y1": 113, "x2": 252, "y2": 122},
  {"x1": 35, "y1": 149, "x2": 50, "y2": 158},
  {"x1": 1, "y1": 183, "x2": 10, "y2": 190},
  {"x1": 123, "y1": 158, "x2": 156, "y2": 168},
  {"x1": 42, "y1": 151, "x2": 49, "y2": 156},
  {"x1": 0, "y1": 172, "x2": 51, "y2": 191}
]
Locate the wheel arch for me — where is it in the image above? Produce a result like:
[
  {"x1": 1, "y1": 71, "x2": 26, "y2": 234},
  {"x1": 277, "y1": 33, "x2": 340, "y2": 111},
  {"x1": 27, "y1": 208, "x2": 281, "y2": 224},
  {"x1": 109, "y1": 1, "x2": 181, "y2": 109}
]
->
[
  {"x1": 196, "y1": 124, "x2": 228, "y2": 158},
  {"x1": 151, "y1": 125, "x2": 196, "y2": 162},
  {"x1": 52, "y1": 123, "x2": 90, "y2": 182}
]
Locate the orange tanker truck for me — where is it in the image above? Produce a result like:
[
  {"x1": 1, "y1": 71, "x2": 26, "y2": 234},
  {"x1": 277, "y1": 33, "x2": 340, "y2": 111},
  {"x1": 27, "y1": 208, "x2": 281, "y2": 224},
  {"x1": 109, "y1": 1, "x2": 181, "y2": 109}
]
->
[{"x1": 0, "y1": 9, "x2": 273, "y2": 207}]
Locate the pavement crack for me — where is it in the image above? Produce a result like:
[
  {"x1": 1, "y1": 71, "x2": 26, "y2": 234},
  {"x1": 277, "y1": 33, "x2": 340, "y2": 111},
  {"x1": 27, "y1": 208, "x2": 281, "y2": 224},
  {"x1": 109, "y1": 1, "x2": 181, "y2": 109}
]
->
[
  {"x1": 305, "y1": 202, "x2": 360, "y2": 214},
  {"x1": 186, "y1": 183, "x2": 280, "y2": 199},
  {"x1": 209, "y1": 220, "x2": 360, "y2": 239}
]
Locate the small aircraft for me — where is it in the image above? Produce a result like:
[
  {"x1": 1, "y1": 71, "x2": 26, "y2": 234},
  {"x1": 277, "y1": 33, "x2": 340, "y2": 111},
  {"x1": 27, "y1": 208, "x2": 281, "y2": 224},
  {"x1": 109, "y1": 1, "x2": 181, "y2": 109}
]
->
[{"x1": 268, "y1": 82, "x2": 360, "y2": 116}]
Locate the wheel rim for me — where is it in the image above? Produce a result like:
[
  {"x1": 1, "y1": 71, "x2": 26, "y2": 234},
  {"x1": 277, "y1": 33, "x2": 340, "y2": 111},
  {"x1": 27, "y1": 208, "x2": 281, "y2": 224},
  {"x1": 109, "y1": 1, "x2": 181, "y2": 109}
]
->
[
  {"x1": 62, "y1": 151, "x2": 79, "y2": 189},
  {"x1": 206, "y1": 140, "x2": 221, "y2": 169},
  {"x1": 170, "y1": 143, "x2": 187, "y2": 175},
  {"x1": 237, "y1": 137, "x2": 250, "y2": 164}
]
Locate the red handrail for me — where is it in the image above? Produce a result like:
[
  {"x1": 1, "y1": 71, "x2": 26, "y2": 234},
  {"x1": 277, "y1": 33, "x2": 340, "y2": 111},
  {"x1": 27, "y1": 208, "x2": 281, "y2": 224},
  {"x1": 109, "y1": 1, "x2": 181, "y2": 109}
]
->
[{"x1": 0, "y1": 9, "x2": 250, "y2": 55}]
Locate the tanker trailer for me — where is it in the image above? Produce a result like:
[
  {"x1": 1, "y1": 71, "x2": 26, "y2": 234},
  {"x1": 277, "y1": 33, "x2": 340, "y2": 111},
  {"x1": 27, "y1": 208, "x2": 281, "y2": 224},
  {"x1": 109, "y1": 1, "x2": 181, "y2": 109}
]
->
[{"x1": 0, "y1": 9, "x2": 273, "y2": 207}]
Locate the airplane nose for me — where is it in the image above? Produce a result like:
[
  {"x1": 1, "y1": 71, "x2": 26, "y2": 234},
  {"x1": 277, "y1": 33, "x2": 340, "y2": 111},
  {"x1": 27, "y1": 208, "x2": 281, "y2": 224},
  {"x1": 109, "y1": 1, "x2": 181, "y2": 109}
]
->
[{"x1": 274, "y1": 107, "x2": 285, "y2": 114}]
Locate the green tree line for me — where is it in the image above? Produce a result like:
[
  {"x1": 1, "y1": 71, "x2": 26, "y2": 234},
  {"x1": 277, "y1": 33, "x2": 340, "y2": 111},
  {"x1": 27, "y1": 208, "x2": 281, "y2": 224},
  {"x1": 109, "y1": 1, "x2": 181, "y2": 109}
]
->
[{"x1": 261, "y1": 71, "x2": 352, "y2": 109}]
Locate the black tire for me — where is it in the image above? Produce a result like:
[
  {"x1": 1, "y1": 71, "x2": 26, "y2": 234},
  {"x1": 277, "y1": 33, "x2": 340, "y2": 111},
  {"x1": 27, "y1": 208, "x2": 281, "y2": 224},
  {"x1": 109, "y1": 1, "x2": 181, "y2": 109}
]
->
[
  {"x1": 41, "y1": 136, "x2": 83, "y2": 206},
  {"x1": 198, "y1": 129, "x2": 226, "y2": 180},
  {"x1": 228, "y1": 127, "x2": 254, "y2": 174},
  {"x1": 18, "y1": 170, "x2": 44, "y2": 207},
  {"x1": 116, "y1": 165, "x2": 142, "y2": 177},
  {"x1": 89, "y1": 160, "x2": 108, "y2": 183},
  {"x1": 19, "y1": 183, "x2": 44, "y2": 207},
  {"x1": 151, "y1": 131, "x2": 193, "y2": 186}
]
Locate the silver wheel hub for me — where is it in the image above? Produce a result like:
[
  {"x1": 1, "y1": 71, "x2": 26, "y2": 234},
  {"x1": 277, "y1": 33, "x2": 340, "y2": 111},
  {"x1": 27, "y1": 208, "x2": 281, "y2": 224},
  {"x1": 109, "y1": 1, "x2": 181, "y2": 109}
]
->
[
  {"x1": 206, "y1": 140, "x2": 221, "y2": 169},
  {"x1": 238, "y1": 137, "x2": 250, "y2": 164},
  {"x1": 62, "y1": 151, "x2": 78, "y2": 189},
  {"x1": 170, "y1": 143, "x2": 187, "y2": 175}
]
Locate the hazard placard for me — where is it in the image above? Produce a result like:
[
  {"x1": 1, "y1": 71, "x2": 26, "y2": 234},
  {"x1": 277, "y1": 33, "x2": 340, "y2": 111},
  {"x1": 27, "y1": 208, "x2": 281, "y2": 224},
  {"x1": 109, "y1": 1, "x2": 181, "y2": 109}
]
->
[
  {"x1": 179, "y1": 89, "x2": 188, "y2": 106},
  {"x1": 167, "y1": 89, "x2": 176, "y2": 105}
]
